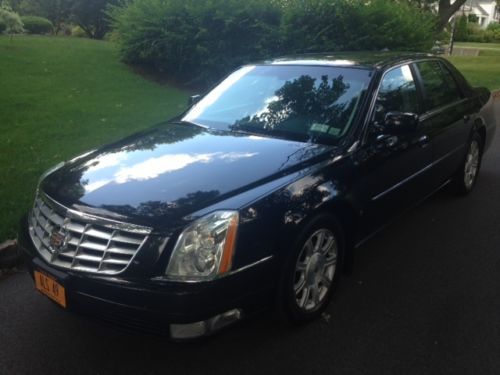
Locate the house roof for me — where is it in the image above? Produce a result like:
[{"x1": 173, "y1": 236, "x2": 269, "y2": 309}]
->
[{"x1": 465, "y1": 0, "x2": 489, "y2": 15}]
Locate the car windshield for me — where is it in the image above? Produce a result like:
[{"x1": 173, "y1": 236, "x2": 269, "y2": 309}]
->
[{"x1": 182, "y1": 65, "x2": 372, "y2": 144}]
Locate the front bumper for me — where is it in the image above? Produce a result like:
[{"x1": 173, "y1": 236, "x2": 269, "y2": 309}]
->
[{"x1": 18, "y1": 216, "x2": 275, "y2": 339}]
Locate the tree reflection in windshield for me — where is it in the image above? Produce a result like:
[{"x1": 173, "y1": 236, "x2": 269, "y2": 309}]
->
[
  {"x1": 183, "y1": 65, "x2": 371, "y2": 144},
  {"x1": 231, "y1": 74, "x2": 355, "y2": 140}
]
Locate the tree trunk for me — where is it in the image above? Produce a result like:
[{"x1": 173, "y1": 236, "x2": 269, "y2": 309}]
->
[{"x1": 437, "y1": 0, "x2": 468, "y2": 31}]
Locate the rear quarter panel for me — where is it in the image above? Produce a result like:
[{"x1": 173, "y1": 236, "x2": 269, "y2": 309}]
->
[{"x1": 478, "y1": 90, "x2": 498, "y2": 152}]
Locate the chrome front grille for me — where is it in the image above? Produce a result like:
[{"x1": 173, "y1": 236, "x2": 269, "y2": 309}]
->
[{"x1": 29, "y1": 193, "x2": 151, "y2": 275}]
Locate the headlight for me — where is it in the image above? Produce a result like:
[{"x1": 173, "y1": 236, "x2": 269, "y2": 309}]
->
[{"x1": 165, "y1": 211, "x2": 239, "y2": 281}]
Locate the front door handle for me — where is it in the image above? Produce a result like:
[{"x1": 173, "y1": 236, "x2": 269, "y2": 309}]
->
[
  {"x1": 418, "y1": 135, "x2": 430, "y2": 147},
  {"x1": 376, "y1": 134, "x2": 398, "y2": 148}
]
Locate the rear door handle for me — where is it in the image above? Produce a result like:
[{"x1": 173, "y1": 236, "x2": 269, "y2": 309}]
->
[
  {"x1": 418, "y1": 135, "x2": 429, "y2": 147},
  {"x1": 464, "y1": 115, "x2": 471, "y2": 123}
]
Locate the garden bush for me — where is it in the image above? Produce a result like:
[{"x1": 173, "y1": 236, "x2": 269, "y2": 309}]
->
[
  {"x1": 0, "y1": 19, "x2": 6, "y2": 33},
  {"x1": 109, "y1": 0, "x2": 437, "y2": 87},
  {"x1": 20, "y1": 16, "x2": 53, "y2": 34}
]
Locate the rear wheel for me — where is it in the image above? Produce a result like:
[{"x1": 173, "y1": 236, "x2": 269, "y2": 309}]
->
[
  {"x1": 450, "y1": 132, "x2": 483, "y2": 195},
  {"x1": 279, "y1": 215, "x2": 344, "y2": 323}
]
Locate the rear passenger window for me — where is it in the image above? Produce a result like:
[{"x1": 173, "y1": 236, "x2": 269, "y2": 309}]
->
[
  {"x1": 416, "y1": 61, "x2": 462, "y2": 110},
  {"x1": 372, "y1": 65, "x2": 419, "y2": 125}
]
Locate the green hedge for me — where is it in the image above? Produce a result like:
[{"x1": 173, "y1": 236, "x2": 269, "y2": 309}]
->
[
  {"x1": 20, "y1": 16, "x2": 53, "y2": 34},
  {"x1": 109, "y1": 0, "x2": 281, "y2": 86},
  {"x1": 109, "y1": 0, "x2": 437, "y2": 87},
  {"x1": 281, "y1": 0, "x2": 436, "y2": 53}
]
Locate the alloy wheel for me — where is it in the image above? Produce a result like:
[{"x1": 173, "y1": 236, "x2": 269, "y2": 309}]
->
[
  {"x1": 464, "y1": 139, "x2": 480, "y2": 190},
  {"x1": 293, "y1": 228, "x2": 338, "y2": 312}
]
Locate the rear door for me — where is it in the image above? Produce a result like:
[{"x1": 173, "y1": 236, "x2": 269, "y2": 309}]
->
[{"x1": 412, "y1": 60, "x2": 474, "y2": 186}]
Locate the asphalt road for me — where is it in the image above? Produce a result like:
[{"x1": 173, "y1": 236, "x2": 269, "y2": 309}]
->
[{"x1": 1, "y1": 111, "x2": 499, "y2": 375}]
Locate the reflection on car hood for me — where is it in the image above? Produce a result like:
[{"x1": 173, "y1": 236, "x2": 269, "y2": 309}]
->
[{"x1": 40, "y1": 123, "x2": 333, "y2": 228}]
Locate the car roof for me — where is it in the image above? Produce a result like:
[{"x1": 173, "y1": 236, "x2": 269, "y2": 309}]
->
[{"x1": 263, "y1": 52, "x2": 437, "y2": 70}]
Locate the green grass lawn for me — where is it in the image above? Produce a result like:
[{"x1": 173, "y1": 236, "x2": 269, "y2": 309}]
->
[
  {"x1": 0, "y1": 36, "x2": 188, "y2": 242},
  {"x1": 447, "y1": 42, "x2": 500, "y2": 90}
]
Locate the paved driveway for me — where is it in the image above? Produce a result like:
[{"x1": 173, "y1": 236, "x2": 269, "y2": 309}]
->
[{"x1": 1, "y1": 102, "x2": 499, "y2": 375}]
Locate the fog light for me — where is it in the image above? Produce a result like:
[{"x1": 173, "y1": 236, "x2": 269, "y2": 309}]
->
[
  {"x1": 170, "y1": 309, "x2": 242, "y2": 340},
  {"x1": 170, "y1": 321, "x2": 207, "y2": 340}
]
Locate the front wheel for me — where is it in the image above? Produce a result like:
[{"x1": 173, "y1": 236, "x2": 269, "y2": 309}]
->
[
  {"x1": 279, "y1": 215, "x2": 344, "y2": 323},
  {"x1": 450, "y1": 132, "x2": 483, "y2": 195}
]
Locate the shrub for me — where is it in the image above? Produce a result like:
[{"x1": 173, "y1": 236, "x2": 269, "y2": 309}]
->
[
  {"x1": 57, "y1": 23, "x2": 73, "y2": 36},
  {"x1": 458, "y1": 20, "x2": 500, "y2": 43},
  {"x1": 109, "y1": 0, "x2": 282, "y2": 86},
  {"x1": 0, "y1": 19, "x2": 6, "y2": 33},
  {"x1": 109, "y1": 0, "x2": 437, "y2": 87},
  {"x1": 71, "y1": 25, "x2": 87, "y2": 38},
  {"x1": 20, "y1": 16, "x2": 53, "y2": 34},
  {"x1": 103, "y1": 30, "x2": 120, "y2": 43},
  {"x1": 0, "y1": 7, "x2": 23, "y2": 34},
  {"x1": 482, "y1": 29, "x2": 500, "y2": 42},
  {"x1": 486, "y1": 22, "x2": 500, "y2": 32}
]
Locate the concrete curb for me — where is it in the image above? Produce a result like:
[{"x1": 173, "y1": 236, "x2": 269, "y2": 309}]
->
[{"x1": 0, "y1": 239, "x2": 20, "y2": 269}]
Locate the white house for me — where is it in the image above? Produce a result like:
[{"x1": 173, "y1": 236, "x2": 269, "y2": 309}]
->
[{"x1": 459, "y1": 0, "x2": 500, "y2": 28}]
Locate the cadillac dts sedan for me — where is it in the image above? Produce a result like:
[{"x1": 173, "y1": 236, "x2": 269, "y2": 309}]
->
[{"x1": 19, "y1": 54, "x2": 497, "y2": 339}]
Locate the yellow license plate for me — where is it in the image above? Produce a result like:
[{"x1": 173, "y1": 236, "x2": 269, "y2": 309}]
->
[{"x1": 34, "y1": 270, "x2": 67, "y2": 308}]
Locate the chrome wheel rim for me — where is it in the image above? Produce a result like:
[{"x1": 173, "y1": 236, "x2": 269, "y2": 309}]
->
[
  {"x1": 464, "y1": 140, "x2": 480, "y2": 190},
  {"x1": 294, "y1": 228, "x2": 337, "y2": 312}
]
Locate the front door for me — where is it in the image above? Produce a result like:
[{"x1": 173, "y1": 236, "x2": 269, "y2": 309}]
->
[{"x1": 353, "y1": 64, "x2": 433, "y2": 239}]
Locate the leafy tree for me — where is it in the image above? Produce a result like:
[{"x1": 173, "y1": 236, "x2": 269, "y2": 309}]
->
[
  {"x1": 5, "y1": 0, "x2": 117, "y2": 38},
  {"x1": 0, "y1": 2, "x2": 24, "y2": 35},
  {"x1": 71, "y1": 0, "x2": 118, "y2": 39},
  {"x1": 455, "y1": 14, "x2": 468, "y2": 41},
  {"x1": 405, "y1": 0, "x2": 469, "y2": 30}
]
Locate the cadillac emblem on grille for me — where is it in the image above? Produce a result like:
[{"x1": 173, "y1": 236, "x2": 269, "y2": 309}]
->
[{"x1": 49, "y1": 226, "x2": 67, "y2": 253}]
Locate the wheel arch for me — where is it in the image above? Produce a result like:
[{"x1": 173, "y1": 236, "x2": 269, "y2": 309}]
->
[
  {"x1": 277, "y1": 198, "x2": 360, "y2": 273},
  {"x1": 474, "y1": 121, "x2": 486, "y2": 151}
]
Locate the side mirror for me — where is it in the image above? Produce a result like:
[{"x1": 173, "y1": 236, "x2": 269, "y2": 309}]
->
[
  {"x1": 188, "y1": 94, "x2": 201, "y2": 106},
  {"x1": 384, "y1": 111, "x2": 419, "y2": 134}
]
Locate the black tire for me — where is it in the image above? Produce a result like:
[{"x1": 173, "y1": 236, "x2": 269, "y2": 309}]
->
[
  {"x1": 450, "y1": 131, "x2": 483, "y2": 196},
  {"x1": 278, "y1": 214, "x2": 345, "y2": 324}
]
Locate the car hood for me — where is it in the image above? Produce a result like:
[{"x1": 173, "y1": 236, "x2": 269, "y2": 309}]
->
[{"x1": 40, "y1": 123, "x2": 333, "y2": 229}]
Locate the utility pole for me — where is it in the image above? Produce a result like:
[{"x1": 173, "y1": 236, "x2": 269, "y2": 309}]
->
[{"x1": 449, "y1": 15, "x2": 456, "y2": 56}]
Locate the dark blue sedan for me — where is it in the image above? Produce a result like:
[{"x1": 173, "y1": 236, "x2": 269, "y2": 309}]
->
[{"x1": 19, "y1": 53, "x2": 497, "y2": 339}]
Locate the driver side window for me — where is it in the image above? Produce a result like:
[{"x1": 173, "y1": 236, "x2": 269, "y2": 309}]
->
[{"x1": 372, "y1": 65, "x2": 419, "y2": 127}]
